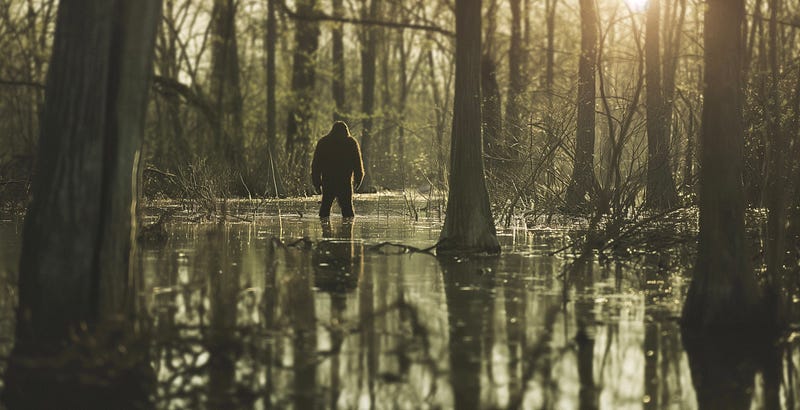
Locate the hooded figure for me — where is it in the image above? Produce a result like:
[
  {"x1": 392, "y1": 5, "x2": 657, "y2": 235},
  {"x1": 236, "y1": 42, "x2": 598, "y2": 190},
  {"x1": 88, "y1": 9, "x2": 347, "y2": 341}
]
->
[{"x1": 311, "y1": 121, "x2": 365, "y2": 217}]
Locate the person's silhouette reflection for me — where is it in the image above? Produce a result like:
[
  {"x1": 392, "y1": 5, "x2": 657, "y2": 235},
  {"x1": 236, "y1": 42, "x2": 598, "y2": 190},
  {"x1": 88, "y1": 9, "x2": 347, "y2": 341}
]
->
[
  {"x1": 439, "y1": 256, "x2": 497, "y2": 410},
  {"x1": 313, "y1": 219, "x2": 363, "y2": 407}
]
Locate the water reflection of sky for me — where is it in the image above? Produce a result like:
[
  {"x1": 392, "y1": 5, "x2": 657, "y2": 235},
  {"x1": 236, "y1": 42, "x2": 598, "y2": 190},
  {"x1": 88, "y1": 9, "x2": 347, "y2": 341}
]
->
[{"x1": 0, "y1": 197, "x2": 799, "y2": 408}]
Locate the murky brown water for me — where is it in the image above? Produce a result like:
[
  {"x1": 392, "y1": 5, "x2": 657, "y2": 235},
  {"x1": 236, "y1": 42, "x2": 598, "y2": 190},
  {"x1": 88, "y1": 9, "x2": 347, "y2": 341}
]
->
[{"x1": 1, "y1": 194, "x2": 799, "y2": 409}]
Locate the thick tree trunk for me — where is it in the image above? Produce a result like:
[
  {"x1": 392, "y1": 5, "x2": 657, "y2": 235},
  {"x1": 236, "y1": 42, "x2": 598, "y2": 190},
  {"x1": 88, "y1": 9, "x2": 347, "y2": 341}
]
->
[
  {"x1": 645, "y1": 0, "x2": 679, "y2": 209},
  {"x1": 286, "y1": 0, "x2": 319, "y2": 193},
  {"x1": 358, "y1": 0, "x2": 379, "y2": 193},
  {"x1": 4, "y1": 0, "x2": 160, "y2": 406},
  {"x1": 565, "y1": 0, "x2": 598, "y2": 211},
  {"x1": 210, "y1": 0, "x2": 245, "y2": 181},
  {"x1": 682, "y1": 0, "x2": 762, "y2": 328},
  {"x1": 331, "y1": 0, "x2": 346, "y2": 121},
  {"x1": 437, "y1": 0, "x2": 500, "y2": 254}
]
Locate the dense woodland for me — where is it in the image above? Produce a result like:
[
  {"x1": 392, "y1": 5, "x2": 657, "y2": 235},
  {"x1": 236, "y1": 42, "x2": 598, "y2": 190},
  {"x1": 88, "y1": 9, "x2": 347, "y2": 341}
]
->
[
  {"x1": 1, "y1": 0, "x2": 800, "y2": 406},
  {"x1": 0, "y1": 0, "x2": 798, "y2": 214}
]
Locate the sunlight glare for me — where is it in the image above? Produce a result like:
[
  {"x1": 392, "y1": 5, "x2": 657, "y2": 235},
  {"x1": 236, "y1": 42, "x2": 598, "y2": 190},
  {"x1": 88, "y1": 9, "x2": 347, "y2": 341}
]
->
[{"x1": 624, "y1": 0, "x2": 648, "y2": 11}]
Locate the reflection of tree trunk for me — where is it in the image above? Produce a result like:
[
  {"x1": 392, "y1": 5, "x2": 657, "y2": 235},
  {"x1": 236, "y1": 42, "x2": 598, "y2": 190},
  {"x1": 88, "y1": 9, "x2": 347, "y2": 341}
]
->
[
  {"x1": 357, "y1": 245, "x2": 376, "y2": 407},
  {"x1": 263, "y1": 240, "x2": 279, "y2": 409},
  {"x1": 207, "y1": 227, "x2": 239, "y2": 408},
  {"x1": 441, "y1": 257, "x2": 497, "y2": 410},
  {"x1": 682, "y1": 0, "x2": 761, "y2": 328},
  {"x1": 504, "y1": 271, "x2": 526, "y2": 399},
  {"x1": 573, "y1": 261, "x2": 597, "y2": 410},
  {"x1": 5, "y1": 0, "x2": 160, "y2": 406},
  {"x1": 285, "y1": 250, "x2": 318, "y2": 408},
  {"x1": 683, "y1": 335, "x2": 758, "y2": 410},
  {"x1": 438, "y1": 0, "x2": 500, "y2": 254},
  {"x1": 565, "y1": 0, "x2": 598, "y2": 211}
]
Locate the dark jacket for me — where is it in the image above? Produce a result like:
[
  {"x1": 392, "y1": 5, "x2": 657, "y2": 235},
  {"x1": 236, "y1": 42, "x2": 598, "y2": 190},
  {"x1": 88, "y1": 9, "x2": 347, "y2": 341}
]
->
[{"x1": 311, "y1": 133, "x2": 364, "y2": 192}]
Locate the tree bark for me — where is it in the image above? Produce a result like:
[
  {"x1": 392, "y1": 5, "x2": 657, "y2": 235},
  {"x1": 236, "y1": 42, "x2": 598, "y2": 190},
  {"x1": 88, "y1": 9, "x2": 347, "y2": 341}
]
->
[
  {"x1": 437, "y1": 0, "x2": 500, "y2": 254},
  {"x1": 5, "y1": 0, "x2": 160, "y2": 405},
  {"x1": 682, "y1": 0, "x2": 762, "y2": 328},
  {"x1": 645, "y1": 0, "x2": 679, "y2": 209},
  {"x1": 565, "y1": 0, "x2": 598, "y2": 211}
]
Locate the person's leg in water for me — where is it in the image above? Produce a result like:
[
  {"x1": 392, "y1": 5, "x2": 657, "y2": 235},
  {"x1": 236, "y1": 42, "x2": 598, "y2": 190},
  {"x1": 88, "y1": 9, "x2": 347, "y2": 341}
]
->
[
  {"x1": 319, "y1": 191, "x2": 336, "y2": 218},
  {"x1": 336, "y1": 188, "x2": 355, "y2": 218}
]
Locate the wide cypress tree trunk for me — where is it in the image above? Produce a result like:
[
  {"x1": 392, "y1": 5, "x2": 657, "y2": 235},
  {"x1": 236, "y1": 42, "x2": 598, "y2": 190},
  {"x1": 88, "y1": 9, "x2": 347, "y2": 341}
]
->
[
  {"x1": 565, "y1": 0, "x2": 598, "y2": 211},
  {"x1": 4, "y1": 0, "x2": 160, "y2": 406},
  {"x1": 682, "y1": 0, "x2": 761, "y2": 328},
  {"x1": 437, "y1": 0, "x2": 500, "y2": 254},
  {"x1": 14, "y1": 0, "x2": 159, "y2": 346}
]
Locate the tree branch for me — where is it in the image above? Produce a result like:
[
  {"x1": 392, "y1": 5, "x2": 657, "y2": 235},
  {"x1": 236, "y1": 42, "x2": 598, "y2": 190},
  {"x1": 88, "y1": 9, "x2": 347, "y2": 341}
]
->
[{"x1": 279, "y1": 1, "x2": 454, "y2": 37}]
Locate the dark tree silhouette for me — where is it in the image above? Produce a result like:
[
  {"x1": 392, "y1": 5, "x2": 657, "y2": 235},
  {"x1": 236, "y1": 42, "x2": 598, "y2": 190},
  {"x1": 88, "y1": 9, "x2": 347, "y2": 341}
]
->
[
  {"x1": 437, "y1": 0, "x2": 500, "y2": 254},
  {"x1": 644, "y1": 0, "x2": 679, "y2": 209},
  {"x1": 565, "y1": 0, "x2": 598, "y2": 211},
  {"x1": 682, "y1": 0, "x2": 761, "y2": 328},
  {"x1": 3, "y1": 0, "x2": 160, "y2": 406}
]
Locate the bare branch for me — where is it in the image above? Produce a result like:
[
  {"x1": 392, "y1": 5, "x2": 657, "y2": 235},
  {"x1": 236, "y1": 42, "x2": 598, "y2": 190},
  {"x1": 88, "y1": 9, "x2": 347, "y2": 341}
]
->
[{"x1": 279, "y1": 1, "x2": 454, "y2": 37}]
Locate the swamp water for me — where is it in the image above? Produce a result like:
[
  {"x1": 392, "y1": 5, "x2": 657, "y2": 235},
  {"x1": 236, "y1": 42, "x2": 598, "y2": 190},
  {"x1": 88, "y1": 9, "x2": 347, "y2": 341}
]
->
[{"x1": 0, "y1": 194, "x2": 798, "y2": 409}]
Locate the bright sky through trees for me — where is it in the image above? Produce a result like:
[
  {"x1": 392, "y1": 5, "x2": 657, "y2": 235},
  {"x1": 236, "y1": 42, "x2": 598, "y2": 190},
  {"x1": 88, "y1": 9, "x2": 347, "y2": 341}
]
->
[{"x1": 624, "y1": 0, "x2": 648, "y2": 11}]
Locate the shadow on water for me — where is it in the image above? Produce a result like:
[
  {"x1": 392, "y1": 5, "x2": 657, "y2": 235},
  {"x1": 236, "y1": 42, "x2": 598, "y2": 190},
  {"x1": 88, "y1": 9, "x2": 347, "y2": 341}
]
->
[{"x1": 0, "y1": 198, "x2": 799, "y2": 408}]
